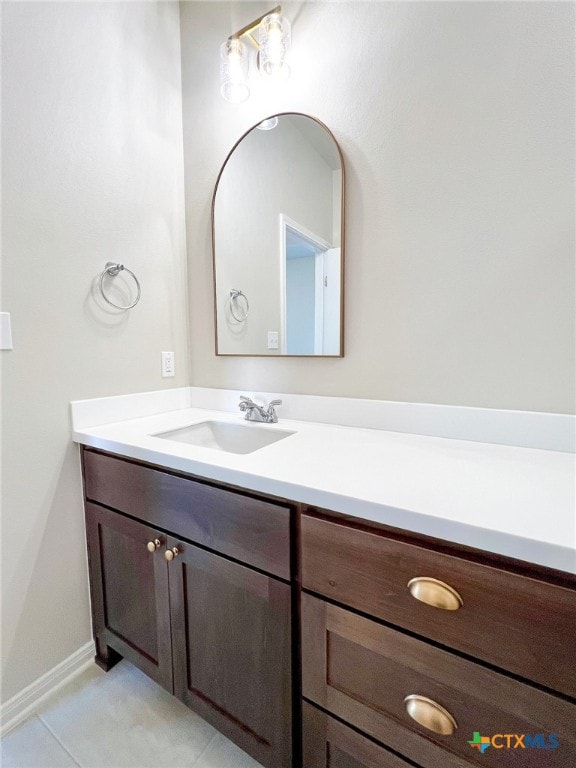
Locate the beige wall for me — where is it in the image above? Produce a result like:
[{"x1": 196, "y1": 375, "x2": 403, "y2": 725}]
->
[
  {"x1": 1, "y1": 2, "x2": 188, "y2": 701},
  {"x1": 1, "y1": 0, "x2": 574, "y2": 709},
  {"x1": 180, "y1": 1, "x2": 575, "y2": 413}
]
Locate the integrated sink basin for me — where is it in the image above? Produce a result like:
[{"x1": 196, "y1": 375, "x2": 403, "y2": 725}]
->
[{"x1": 152, "y1": 420, "x2": 295, "y2": 455}]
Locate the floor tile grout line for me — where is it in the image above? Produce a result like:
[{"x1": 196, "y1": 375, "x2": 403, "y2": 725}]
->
[
  {"x1": 190, "y1": 731, "x2": 221, "y2": 767},
  {"x1": 36, "y1": 715, "x2": 83, "y2": 768},
  {"x1": 5, "y1": 662, "x2": 261, "y2": 768}
]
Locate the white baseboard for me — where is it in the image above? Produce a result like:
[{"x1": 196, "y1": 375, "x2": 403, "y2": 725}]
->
[{"x1": 0, "y1": 640, "x2": 96, "y2": 738}]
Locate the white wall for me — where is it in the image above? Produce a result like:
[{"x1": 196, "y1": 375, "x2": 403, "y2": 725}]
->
[
  {"x1": 1, "y1": 2, "x2": 188, "y2": 702},
  {"x1": 180, "y1": 1, "x2": 575, "y2": 413}
]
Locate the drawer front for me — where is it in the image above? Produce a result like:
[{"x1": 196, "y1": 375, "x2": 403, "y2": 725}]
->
[
  {"x1": 301, "y1": 514, "x2": 576, "y2": 696},
  {"x1": 303, "y1": 702, "x2": 415, "y2": 768},
  {"x1": 302, "y1": 593, "x2": 576, "y2": 768},
  {"x1": 83, "y1": 449, "x2": 291, "y2": 579}
]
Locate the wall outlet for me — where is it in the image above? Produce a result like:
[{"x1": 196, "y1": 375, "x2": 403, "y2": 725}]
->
[
  {"x1": 267, "y1": 331, "x2": 279, "y2": 350},
  {"x1": 161, "y1": 351, "x2": 175, "y2": 377}
]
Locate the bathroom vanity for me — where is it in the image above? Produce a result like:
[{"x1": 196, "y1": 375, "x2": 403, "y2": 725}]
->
[
  {"x1": 73, "y1": 392, "x2": 576, "y2": 768},
  {"x1": 82, "y1": 449, "x2": 294, "y2": 768}
]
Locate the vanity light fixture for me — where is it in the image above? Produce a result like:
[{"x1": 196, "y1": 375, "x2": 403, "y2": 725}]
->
[
  {"x1": 219, "y1": 38, "x2": 250, "y2": 104},
  {"x1": 220, "y1": 5, "x2": 291, "y2": 103}
]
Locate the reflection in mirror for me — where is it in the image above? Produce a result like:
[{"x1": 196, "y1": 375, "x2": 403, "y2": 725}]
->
[{"x1": 212, "y1": 113, "x2": 344, "y2": 356}]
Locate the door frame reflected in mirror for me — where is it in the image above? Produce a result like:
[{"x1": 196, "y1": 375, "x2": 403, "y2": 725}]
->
[{"x1": 279, "y1": 214, "x2": 341, "y2": 355}]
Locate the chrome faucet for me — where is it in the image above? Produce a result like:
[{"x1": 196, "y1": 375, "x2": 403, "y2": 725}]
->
[{"x1": 239, "y1": 396, "x2": 282, "y2": 423}]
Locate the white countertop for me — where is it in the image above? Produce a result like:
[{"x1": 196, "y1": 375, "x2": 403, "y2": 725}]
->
[{"x1": 72, "y1": 402, "x2": 576, "y2": 575}]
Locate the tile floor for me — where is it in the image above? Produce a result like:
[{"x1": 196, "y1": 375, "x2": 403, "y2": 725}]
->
[{"x1": 1, "y1": 661, "x2": 264, "y2": 768}]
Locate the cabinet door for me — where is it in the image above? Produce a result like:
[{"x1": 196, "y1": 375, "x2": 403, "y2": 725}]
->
[
  {"x1": 303, "y1": 702, "x2": 415, "y2": 768},
  {"x1": 85, "y1": 503, "x2": 173, "y2": 690},
  {"x1": 168, "y1": 539, "x2": 292, "y2": 768}
]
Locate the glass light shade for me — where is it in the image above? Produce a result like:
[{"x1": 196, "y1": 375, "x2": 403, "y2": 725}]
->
[
  {"x1": 258, "y1": 13, "x2": 291, "y2": 78},
  {"x1": 220, "y1": 39, "x2": 250, "y2": 103},
  {"x1": 256, "y1": 117, "x2": 279, "y2": 130}
]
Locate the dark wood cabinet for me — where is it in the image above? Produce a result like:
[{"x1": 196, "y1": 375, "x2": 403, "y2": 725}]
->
[
  {"x1": 82, "y1": 449, "x2": 293, "y2": 768},
  {"x1": 301, "y1": 514, "x2": 576, "y2": 697},
  {"x1": 302, "y1": 593, "x2": 576, "y2": 768},
  {"x1": 82, "y1": 447, "x2": 576, "y2": 768},
  {"x1": 83, "y1": 449, "x2": 291, "y2": 579},
  {"x1": 303, "y1": 702, "x2": 414, "y2": 768},
  {"x1": 301, "y1": 511, "x2": 576, "y2": 768},
  {"x1": 169, "y1": 538, "x2": 292, "y2": 767},
  {"x1": 85, "y1": 502, "x2": 172, "y2": 689}
]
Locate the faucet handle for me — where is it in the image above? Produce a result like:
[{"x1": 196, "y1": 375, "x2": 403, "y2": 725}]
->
[{"x1": 266, "y1": 399, "x2": 282, "y2": 423}]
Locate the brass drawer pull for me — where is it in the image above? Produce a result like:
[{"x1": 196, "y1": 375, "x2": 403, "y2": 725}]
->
[
  {"x1": 407, "y1": 577, "x2": 463, "y2": 611},
  {"x1": 146, "y1": 539, "x2": 162, "y2": 553},
  {"x1": 165, "y1": 547, "x2": 180, "y2": 561},
  {"x1": 404, "y1": 695, "x2": 457, "y2": 735}
]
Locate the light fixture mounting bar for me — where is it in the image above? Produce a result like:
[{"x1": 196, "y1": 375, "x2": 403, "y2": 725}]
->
[{"x1": 228, "y1": 5, "x2": 282, "y2": 48}]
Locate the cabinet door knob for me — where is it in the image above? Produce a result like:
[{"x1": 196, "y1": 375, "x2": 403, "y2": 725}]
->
[
  {"x1": 404, "y1": 695, "x2": 457, "y2": 735},
  {"x1": 146, "y1": 539, "x2": 161, "y2": 553},
  {"x1": 165, "y1": 547, "x2": 180, "y2": 561},
  {"x1": 407, "y1": 577, "x2": 463, "y2": 611}
]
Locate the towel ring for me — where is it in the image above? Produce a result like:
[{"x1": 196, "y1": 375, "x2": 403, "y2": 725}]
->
[
  {"x1": 229, "y1": 289, "x2": 249, "y2": 322},
  {"x1": 99, "y1": 262, "x2": 141, "y2": 310}
]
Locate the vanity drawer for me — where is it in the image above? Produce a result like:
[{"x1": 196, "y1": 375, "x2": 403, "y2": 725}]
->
[
  {"x1": 301, "y1": 514, "x2": 576, "y2": 696},
  {"x1": 303, "y1": 702, "x2": 415, "y2": 768},
  {"x1": 82, "y1": 449, "x2": 291, "y2": 579},
  {"x1": 302, "y1": 593, "x2": 576, "y2": 768}
]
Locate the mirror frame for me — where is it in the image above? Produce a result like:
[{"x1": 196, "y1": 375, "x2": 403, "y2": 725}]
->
[{"x1": 211, "y1": 112, "x2": 345, "y2": 357}]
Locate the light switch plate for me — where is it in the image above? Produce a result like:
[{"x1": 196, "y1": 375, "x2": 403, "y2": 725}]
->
[
  {"x1": 267, "y1": 331, "x2": 279, "y2": 350},
  {"x1": 0, "y1": 313, "x2": 13, "y2": 350}
]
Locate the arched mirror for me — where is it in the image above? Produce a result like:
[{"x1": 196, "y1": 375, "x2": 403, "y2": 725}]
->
[{"x1": 212, "y1": 113, "x2": 344, "y2": 356}]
